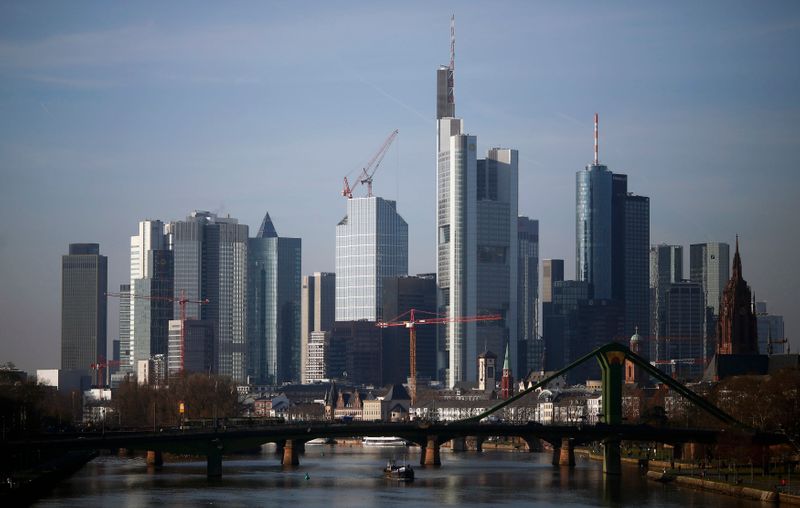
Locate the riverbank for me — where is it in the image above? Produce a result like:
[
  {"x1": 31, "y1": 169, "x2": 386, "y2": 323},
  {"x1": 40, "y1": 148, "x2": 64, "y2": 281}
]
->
[{"x1": 0, "y1": 450, "x2": 97, "y2": 506}]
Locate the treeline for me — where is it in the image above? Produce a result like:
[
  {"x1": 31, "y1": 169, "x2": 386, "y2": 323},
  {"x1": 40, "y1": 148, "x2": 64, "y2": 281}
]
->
[
  {"x1": 0, "y1": 379, "x2": 77, "y2": 436},
  {"x1": 113, "y1": 373, "x2": 240, "y2": 429}
]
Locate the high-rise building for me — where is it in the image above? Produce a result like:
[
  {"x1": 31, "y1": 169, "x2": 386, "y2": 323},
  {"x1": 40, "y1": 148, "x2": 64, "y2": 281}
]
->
[
  {"x1": 167, "y1": 211, "x2": 248, "y2": 383},
  {"x1": 650, "y1": 244, "x2": 684, "y2": 361},
  {"x1": 624, "y1": 194, "x2": 650, "y2": 341},
  {"x1": 329, "y1": 321, "x2": 382, "y2": 386},
  {"x1": 576, "y1": 156, "x2": 613, "y2": 299},
  {"x1": 61, "y1": 243, "x2": 107, "y2": 373},
  {"x1": 305, "y1": 331, "x2": 331, "y2": 383},
  {"x1": 541, "y1": 259, "x2": 564, "y2": 304},
  {"x1": 118, "y1": 283, "x2": 131, "y2": 373},
  {"x1": 167, "y1": 319, "x2": 216, "y2": 376},
  {"x1": 716, "y1": 238, "x2": 758, "y2": 355},
  {"x1": 517, "y1": 217, "x2": 540, "y2": 374},
  {"x1": 381, "y1": 274, "x2": 437, "y2": 385},
  {"x1": 755, "y1": 302, "x2": 786, "y2": 355},
  {"x1": 435, "y1": 22, "x2": 518, "y2": 387},
  {"x1": 661, "y1": 281, "x2": 706, "y2": 381},
  {"x1": 301, "y1": 272, "x2": 336, "y2": 383},
  {"x1": 129, "y1": 220, "x2": 171, "y2": 366},
  {"x1": 247, "y1": 212, "x2": 301, "y2": 384},
  {"x1": 335, "y1": 196, "x2": 408, "y2": 322},
  {"x1": 689, "y1": 242, "x2": 730, "y2": 316},
  {"x1": 543, "y1": 281, "x2": 590, "y2": 372}
]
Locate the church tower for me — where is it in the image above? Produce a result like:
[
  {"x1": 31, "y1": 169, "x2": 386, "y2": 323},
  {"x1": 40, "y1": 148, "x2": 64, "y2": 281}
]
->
[
  {"x1": 716, "y1": 237, "x2": 758, "y2": 355},
  {"x1": 500, "y1": 342, "x2": 514, "y2": 399}
]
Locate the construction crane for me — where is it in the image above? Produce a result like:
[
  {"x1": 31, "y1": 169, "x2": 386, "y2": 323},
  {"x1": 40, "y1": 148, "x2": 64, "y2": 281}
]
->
[
  {"x1": 342, "y1": 129, "x2": 399, "y2": 199},
  {"x1": 90, "y1": 356, "x2": 120, "y2": 388},
  {"x1": 106, "y1": 290, "x2": 209, "y2": 373},
  {"x1": 377, "y1": 309, "x2": 502, "y2": 405}
]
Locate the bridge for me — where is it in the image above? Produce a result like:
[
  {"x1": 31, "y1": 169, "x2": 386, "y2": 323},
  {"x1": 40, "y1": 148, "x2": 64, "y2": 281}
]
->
[{"x1": 1, "y1": 343, "x2": 788, "y2": 478}]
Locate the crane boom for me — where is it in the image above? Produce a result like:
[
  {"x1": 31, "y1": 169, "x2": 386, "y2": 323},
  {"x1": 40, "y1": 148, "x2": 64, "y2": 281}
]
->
[
  {"x1": 342, "y1": 129, "x2": 399, "y2": 198},
  {"x1": 377, "y1": 308, "x2": 503, "y2": 405}
]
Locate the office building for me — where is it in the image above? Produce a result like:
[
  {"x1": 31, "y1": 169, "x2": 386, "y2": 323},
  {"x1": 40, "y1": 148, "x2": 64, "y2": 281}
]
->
[
  {"x1": 755, "y1": 302, "x2": 786, "y2": 355},
  {"x1": 301, "y1": 272, "x2": 336, "y2": 383},
  {"x1": 61, "y1": 243, "x2": 107, "y2": 373},
  {"x1": 381, "y1": 274, "x2": 437, "y2": 385},
  {"x1": 542, "y1": 259, "x2": 564, "y2": 304},
  {"x1": 624, "y1": 195, "x2": 650, "y2": 341},
  {"x1": 518, "y1": 217, "x2": 541, "y2": 373},
  {"x1": 118, "y1": 283, "x2": 131, "y2": 373},
  {"x1": 689, "y1": 242, "x2": 730, "y2": 316},
  {"x1": 167, "y1": 319, "x2": 216, "y2": 377},
  {"x1": 576, "y1": 154, "x2": 613, "y2": 299},
  {"x1": 167, "y1": 211, "x2": 248, "y2": 383},
  {"x1": 329, "y1": 321, "x2": 382, "y2": 386},
  {"x1": 650, "y1": 244, "x2": 684, "y2": 361},
  {"x1": 435, "y1": 24, "x2": 519, "y2": 387},
  {"x1": 335, "y1": 196, "x2": 408, "y2": 322},
  {"x1": 305, "y1": 331, "x2": 331, "y2": 383},
  {"x1": 661, "y1": 281, "x2": 706, "y2": 381},
  {"x1": 247, "y1": 212, "x2": 301, "y2": 384}
]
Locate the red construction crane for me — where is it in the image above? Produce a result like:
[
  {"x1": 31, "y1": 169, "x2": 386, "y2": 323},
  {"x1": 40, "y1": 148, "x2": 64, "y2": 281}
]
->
[
  {"x1": 377, "y1": 309, "x2": 502, "y2": 405},
  {"x1": 342, "y1": 129, "x2": 399, "y2": 199},
  {"x1": 90, "y1": 355, "x2": 120, "y2": 388},
  {"x1": 106, "y1": 290, "x2": 209, "y2": 373}
]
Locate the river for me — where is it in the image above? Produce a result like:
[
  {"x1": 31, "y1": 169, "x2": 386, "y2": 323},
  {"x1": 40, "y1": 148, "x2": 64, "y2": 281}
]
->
[{"x1": 35, "y1": 444, "x2": 763, "y2": 507}]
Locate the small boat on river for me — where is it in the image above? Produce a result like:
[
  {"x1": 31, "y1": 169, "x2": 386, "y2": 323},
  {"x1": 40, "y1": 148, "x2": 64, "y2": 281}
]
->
[
  {"x1": 383, "y1": 460, "x2": 414, "y2": 482},
  {"x1": 363, "y1": 436, "x2": 408, "y2": 447}
]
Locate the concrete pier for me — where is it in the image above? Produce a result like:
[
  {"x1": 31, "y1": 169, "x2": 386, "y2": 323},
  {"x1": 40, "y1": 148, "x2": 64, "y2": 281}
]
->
[
  {"x1": 282, "y1": 439, "x2": 300, "y2": 467},
  {"x1": 559, "y1": 437, "x2": 575, "y2": 467},
  {"x1": 603, "y1": 439, "x2": 621, "y2": 475},
  {"x1": 146, "y1": 450, "x2": 163, "y2": 467},
  {"x1": 421, "y1": 436, "x2": 441, "y2": 466}
]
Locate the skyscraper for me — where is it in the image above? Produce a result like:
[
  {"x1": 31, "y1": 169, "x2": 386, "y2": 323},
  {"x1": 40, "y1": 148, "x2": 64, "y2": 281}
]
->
[
  {"x1": 118, "y1": 283, "x2": 131, "y2": 373},
  {"x1": 624, "y1": 194, "x2": 650, "y2": 341},
  {"x1": 689, "y1": 242, "x2": 730, "y2": 316},
  {"x1": 755, "y1": 302, "x2": 785, "y2": 355},
  {"x1": 517, "y1": 217, "x2": 540, "y2": 373},
  {"x1": 335, "y1": 196, "x2": 408, "y2": 321},
  {"x1": 662, "y1": 281, "x2": 705, "y2": 380},
  {"x1": 129, "y1": 220, "x2": 173, "y2": 366},
  {"x1": 300, "y1": 272, "x2": 335, "y2": 384},
  {"x1": 61, "y1": 243, "x2": 107, "y2": 373},
  {"x1": 542, "y1": 259, "x2": 564, "y2": 304},
  {"x1": 167, "y1": 211, "x2": 248, "y2": 383},
  {"x1": 247, "y1": 212, "x2": 301, "y2": 384},
  {"x1": 650, "y1": 244, "x2": 684, "y2": 360},
  {"x1": 436, "y1": 20, "x2": 518, "y2": 387}
]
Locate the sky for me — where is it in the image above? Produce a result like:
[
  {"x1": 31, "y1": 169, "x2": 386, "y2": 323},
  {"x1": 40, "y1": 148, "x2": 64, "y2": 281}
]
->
[{"x1": 1, "y1": 1, "x2": 798, "y2": 373}]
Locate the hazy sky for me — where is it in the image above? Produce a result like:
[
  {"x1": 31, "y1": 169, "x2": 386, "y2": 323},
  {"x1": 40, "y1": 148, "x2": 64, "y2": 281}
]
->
[{"x1": 1, "y1": 1, "x2": 798, "y2": 373}]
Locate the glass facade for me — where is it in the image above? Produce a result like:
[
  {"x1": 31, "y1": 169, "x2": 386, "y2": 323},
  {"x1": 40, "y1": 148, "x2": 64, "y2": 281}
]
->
[
  {"x1": 576, "y1": 164, "x2": 613, "y2": 299},
  {"x1": 662, "y1": 282, "x2": 705, "y2": 381},
  {"x1": 335, "y1": 196, "x2": 408, "y2": 322},
  {"x1": 624, "y1": 195, "x2": 650, "y2": 342},
  {"x1": 689, "y1": 242, "x2": 730, "y2": 316},
  {"x1": 518, "y1": 217, "x2": 539, "y2": 373}
]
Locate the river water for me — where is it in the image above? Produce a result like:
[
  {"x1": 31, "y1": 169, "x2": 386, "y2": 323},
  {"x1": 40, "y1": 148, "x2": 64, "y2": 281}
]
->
[{"x1": 36, "y1": 445, "x2": 763, "y2": 507}]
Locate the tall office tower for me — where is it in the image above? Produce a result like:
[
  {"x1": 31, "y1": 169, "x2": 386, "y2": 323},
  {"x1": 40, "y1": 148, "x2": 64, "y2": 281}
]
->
[
  {"x1": 661, "y1": 281, "x2": 705, "y2": 381},
  {"x1": 624, "y1": 195, "x2": 650, "y2": 341},
  {"x1": 543, "y1": 281, "x2": 590, "y2": 372},
  {"x1": 689, "y1": 242, "x2": 730, "y2": 315},
  {"x1": 301, "y1": 272, "x2": 336, "y2": 383},
  {"x1": 61, "y1": 243, "x2": 107, "y2": 373},
  {"x1": 542, "y1": 259, "x2": 564, "y2": 303},
  {"x1": 247, "y1": 212, "x2": 301, "y2": 384},
  {"x1": 305, "y1": 331, "x2": 331, "y2": 383},
  {"x1": 435, "y1": 22, "x2": 519, "y2": 387},
  {"x1": 517, "y1": 217, "x2": 540, "y2": 374},
  {"x1": 716, "y1": 239, "x2": 758, "y2": 355},
  {"x1": 167, "y1": 319, "x2": 216, "y2": 376},
  {"x1": 381, "y1": 274, "x2": 437, "y2": 385},
  {"x1": 755, "y1": 302, "x2": 785, "y2": 355},
  {"x1": 167, "y1": 211, "x2": 248, "y2": 383},
  {"x1": 329, "y1": 321, "x2": 382, "y2": 386},
  {"x1": 650, "y1": 244, "x2": 684, "y2": 360},
  {"x1": 118, "y1": 283, "x2": 131, "y2": 372},
  {"x1": 335, "y1": 196, "x2": 408, "y2": 321}
]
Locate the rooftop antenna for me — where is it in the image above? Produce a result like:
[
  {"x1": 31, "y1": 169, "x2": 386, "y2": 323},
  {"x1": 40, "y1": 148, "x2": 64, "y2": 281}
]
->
[
  {"x1": 449, "y1": 14, "x2": 456, "y2": 110},
  {"x1": 594, "y1": 113, "x2": 599, "y2": 165}
]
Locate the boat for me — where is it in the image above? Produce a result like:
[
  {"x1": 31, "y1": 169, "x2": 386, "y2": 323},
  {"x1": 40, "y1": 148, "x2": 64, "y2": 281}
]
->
[
  {"x1": 306, "y1": 437, "x2": 336, "y2": 445},
  {"x1": 383, "y1": 460, "x2": 414, "y2": 482},
  {"x1": 362, "y1": 436, "x2": 408, "y2": 447}
]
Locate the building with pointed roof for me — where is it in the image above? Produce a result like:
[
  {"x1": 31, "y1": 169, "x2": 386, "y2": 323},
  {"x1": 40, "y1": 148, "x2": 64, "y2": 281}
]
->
[
  {"x1": 716, "y1": 237, "x2": 758, "y2": 355},
  {"x1": 500, "y1": 342, "x2": 514, "y2": 399}
]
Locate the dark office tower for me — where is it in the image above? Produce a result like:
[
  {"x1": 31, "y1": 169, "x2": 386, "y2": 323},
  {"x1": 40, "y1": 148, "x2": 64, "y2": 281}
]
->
[
  {"x1": 542, "y1": 259, "x2": 564, "y2": 303},
  {"x1": 716, "y1": 238, "x2": 758, "y2": 355},
  {"x1": 689, "y1": 242, "x2": 730, "y2": 316},
  {"x1": 167, "y1": 211, "x2": 248, "y2": 383},
  {"x1": 381, "y1": 274, "x2": 437, "y2": 385},
  {"x1": 118, "y1": 283, "x2": 131, "y2": 373},
  {"x1": 330, "y1": 321, "x2": 382, "y2": 386},
  {"x1": 624, "y1": 194, "x2": 650, "y2": 342},
  {"x1": 543, "y1": 281, "x2": 590, "y2": 372},
  {"x1": 132, "y1": 249, "x2": 174, "y2": 362},
  {"x1": 301, "y1": 272, "x2": 336, "y2": 383},
  {"x1": 610, "y1": 173, "x2": 628, "y2": 302},
  {"x1": 61, "y1": 244, "x2": 107, "y2": 373},
  {"x1": 247, "y1": 212, "x2": 301, "y2": 384},
  {"x1": 661, "y1": 281, "x2": 705, "y2": 381},
  {"x1": 517, "y1": 217, "x2": 540, "y2": 374},
  {"x1": 650, "y1": 244, "x2": 684, "y2": 360}
]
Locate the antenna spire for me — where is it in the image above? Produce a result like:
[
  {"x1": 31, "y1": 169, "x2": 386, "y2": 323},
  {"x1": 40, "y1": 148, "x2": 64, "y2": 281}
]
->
[
  {"x1": 450, "y1": 14, "x2": 455, "y2": 71},
  {"x1": 593, "y1": 113, "x2": 599, "y2": 165}
]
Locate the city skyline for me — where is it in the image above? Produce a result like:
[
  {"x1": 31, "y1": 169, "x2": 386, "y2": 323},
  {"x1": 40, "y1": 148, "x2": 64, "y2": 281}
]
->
[{"x1": 1, "y1": 2, "x2": 799, "y2": 372}]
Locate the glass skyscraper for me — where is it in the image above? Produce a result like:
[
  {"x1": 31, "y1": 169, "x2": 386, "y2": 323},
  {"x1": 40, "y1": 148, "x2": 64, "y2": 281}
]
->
[
  {"x1": 576, "y1": 163, "x2": 613, "y2": 299},
  {"x1": 61, "y1": 243, "x2": 107, "y2": 373},
  {"x1": 247, "y1": 212, "x2": 301, "y2": 384},
  {"x1": 517, "y1": 216, "x2": 540, "y2": 373},
  {"x1": 335, "y1": 196, "x2": 408, "y2": 322},
  {"x1": 689, "y1": 242, "x2": 730, "y2": 316}
]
